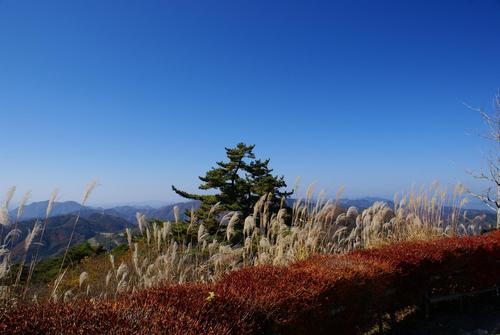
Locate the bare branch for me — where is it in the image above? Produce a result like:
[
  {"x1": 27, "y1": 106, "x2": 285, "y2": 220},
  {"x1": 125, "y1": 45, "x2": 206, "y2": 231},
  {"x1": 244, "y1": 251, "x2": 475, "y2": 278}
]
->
[
  {"x1": 487, "y1": 159, "x2": 500, "y2": 186},
  {"x1": 467, "y1": 188, "x2": 498, "y2": 211},
  {"x1": 463, "y1": 101, "x2": 500, "y2": 142},
  {"x1": 466, "y1": 168, "x2": 497, "y2": 185}
]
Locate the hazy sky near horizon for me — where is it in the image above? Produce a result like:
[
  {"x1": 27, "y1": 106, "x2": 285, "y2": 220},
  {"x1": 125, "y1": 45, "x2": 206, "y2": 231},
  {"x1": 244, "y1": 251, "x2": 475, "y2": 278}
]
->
[{"x1": 1, "y1": 0, "x2": 500, "y2": 205}]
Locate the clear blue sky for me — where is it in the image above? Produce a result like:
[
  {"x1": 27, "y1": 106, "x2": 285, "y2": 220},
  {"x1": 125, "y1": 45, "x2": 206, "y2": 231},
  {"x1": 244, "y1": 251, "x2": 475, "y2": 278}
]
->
[{"x1": 1, "y1": 0, "x2": 499, "y2": 205}]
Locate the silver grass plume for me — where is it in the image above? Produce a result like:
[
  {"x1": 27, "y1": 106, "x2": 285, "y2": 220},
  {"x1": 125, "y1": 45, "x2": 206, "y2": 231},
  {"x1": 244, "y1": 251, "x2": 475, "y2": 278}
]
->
[
  {"x1": 208, "y1": 239, "x2": 218, "y2": 255},
  {"x1": 109, "y1": 254, "x2": 115, "y2": 271},
  {"x1": 0, "y1": 256, "x2": 9, "y2": 280},
  {"x1": 125, "y1": 228, "x2": 132, "y2": 247},
  {"x1": 79, "y1": 271, "x2": 88, "y2": 288},
  {"x1": 226, "y1": 212, "x2": 239, "y2": 241},
  {"x1": 17, "y1": 190, "x2": 31, "y2": 221},
  {"x1": 3, "y1": 229, "x2": 21, "y2": 245},
  {"x1": 46, "y1": 188, "x2": 59, "y2": 219},
  {"x1": 277, "y1": 209, "x2": 287, "y2": 224},
  {"x1": 105, "y1": 270, "x2": 113, "y2": 287},
  {"x1": 219, "y1": 212, "x2": 233, "y2": 226},
  {"x1": 170, "y1": 242, "x2": 178, "y2": 269},
  {"x1": 51, "y1": 269, "x2": 67, "y2": 302},
  {"x1": 0, "y1": 207, "x2": 8, "y2": 226},
  {"x1": 136, "y1": 212, "x2": 146, "y2": 235},
  {"x1": 294, "y1": 176, "x2": 301, "y2": 195},
  {"x1": 24, "y1": 221, "x2": 41, "y2": 251},
  {"x1": 188, "y1": 208, "x2": 196, "y2": 232},
  {"x1": 243, "y1": 215, "x2": 255, "y2": 236},
  {"x1": 116, "y1": 262, "x2": 128, "y2": 280},
  {"x1": 305, "y1": 184, "x2": 315, "y2": 202},
  {"x1": 335, "y1": 186, "x2": 345, "y2": 201},
  {"x1": 133, "y1": 243, "x2": 141, "y2": 276},
  {"x1": 116, "y1": 276, "x2": 128, "y2": 293},
  {"x1": 152, "y1": 223, "x2": 158, "y2": 243},
  {"x1": 81, "y1": 180, "x2": 98, "y2": 206},
  {"x1": 0, "y1": 246, "x2": 8, "y2": 257},
  {"x1": 244, "y1": 236, "x2": 252, "y2": 253},
  {"x1": 173, "y1": 205, "x2": 180, "y2": 223},
  {"x1": 0, "y1": 186, "x2": 16, "y2": 226},
  {"x1": 5, "y1": 186, "x2": 16, "y2": 209},
  {"x1": 146, "y1": 226, "x2": 151, "y2": 245},
  {"x1": 197, "y1": 223, "x2": 206, "y2": 243},
  {"x1": 208, "y1": 202, "x2": 221, "y2": 219},
  {"x1": 63, "y1": 289, "x2": 73, "y2": 303},
  {"x1": 162, "y1": 221, "x2": 171, "y2": 241}
]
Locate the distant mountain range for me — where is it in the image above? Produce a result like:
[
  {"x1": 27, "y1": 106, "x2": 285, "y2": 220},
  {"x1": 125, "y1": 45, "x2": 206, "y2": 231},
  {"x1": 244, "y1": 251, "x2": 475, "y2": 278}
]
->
[
  {"x1": 10, "y1": 200, "x2": 200, "y2": 223},
  {"x1": 96, "y1": 201, "x2": 199, "y2": 223},
  {"x1": 1, "y1": 212, "x2": 131, "y2": 261},
  {"x1": 4, "y1": 201, "x2": 200, "y2": 260},
  {"x1": 9, "y1": 198, "x2": 384, "y2": 224},
  {"x1": 10, "y1": 196, "x2": 494, "y2": 224},
  {"x1": 11, "y1": 200, "x2": 85, "y2": 221},
  {"x1": 5, "y1": 197, "x2": 494, "y2": 261}
]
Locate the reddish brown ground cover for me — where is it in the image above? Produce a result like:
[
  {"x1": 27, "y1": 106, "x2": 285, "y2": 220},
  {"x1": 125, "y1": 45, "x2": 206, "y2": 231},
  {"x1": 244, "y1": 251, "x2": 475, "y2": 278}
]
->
[{"x1": 1, "y1": 231, "x2": 499, "y2": 335}]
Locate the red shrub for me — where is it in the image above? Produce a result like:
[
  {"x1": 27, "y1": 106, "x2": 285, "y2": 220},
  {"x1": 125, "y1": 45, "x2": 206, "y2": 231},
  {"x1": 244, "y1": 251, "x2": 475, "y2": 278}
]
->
[{"x1": 1, "y1": 231, "x2": 499, "y2": 335}]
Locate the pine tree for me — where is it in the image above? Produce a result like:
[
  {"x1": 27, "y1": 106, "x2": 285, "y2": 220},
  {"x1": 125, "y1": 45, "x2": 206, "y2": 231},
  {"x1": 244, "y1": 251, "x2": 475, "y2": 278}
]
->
[{"x1": 172, "y1": 143, "x2": 292, "y2": 238}]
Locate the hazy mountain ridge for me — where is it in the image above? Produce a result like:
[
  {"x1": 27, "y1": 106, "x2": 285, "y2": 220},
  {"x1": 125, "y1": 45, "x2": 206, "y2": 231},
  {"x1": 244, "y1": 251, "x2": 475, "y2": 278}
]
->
[
  {"x1": 10, "y1": 197, "x2": 494, "y2": 224},
  {"x1": 9, "y1": 200, "x2": 200, "y2": 224},
  {"x1": 9, "y1": 200, "x2": 85, "y2": 221},
  {"x1": 4, "y1": 198, "x2": 495, "y2": 262},
  {"x1": 1, "y1": 212, "x2": 132, "y2": 261},
  {"x1": 3, "y1": 201, "x2": 200, "y2": 261},
  {"x1": 94, "y1": 201, "x2": 200, "y2": 222}
]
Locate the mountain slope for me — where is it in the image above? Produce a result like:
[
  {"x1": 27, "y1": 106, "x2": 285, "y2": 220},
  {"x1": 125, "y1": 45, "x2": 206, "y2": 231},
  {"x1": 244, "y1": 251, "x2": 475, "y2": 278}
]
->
[
  {"x1": 2, "y1": 213, "x2": 131, "y2": 261},
  {"x1": 10, "y1": 200, "x2": 200, "y2": 225},
  {"x1": 10, "y1": 201, "x2": 86, "y2": 221}
]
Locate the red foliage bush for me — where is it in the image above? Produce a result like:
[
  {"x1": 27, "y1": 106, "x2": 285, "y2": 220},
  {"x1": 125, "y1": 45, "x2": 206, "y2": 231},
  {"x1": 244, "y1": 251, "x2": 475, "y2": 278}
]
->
[{"x1": 1, "y1": 231, "x2": 499, "y2": 334}]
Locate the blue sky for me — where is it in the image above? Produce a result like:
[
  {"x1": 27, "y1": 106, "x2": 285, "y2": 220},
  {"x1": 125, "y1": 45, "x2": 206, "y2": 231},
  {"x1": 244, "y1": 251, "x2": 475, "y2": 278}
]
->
[{"x1": 0, "y1": 0, "x2": 499, "y2": 205}]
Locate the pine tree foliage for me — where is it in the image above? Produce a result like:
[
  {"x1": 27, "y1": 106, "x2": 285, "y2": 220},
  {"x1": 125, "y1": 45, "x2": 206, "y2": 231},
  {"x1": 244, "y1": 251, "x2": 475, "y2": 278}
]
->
[{"x1": 172, "y1": 143, "x2": 292, "y2": 236}]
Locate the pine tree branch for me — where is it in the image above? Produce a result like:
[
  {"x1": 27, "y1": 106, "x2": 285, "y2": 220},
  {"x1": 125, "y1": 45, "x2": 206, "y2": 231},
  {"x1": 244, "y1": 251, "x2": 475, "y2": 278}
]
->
[{"x1": 171, "y1": 185, "x2": 212, "y2": 202}]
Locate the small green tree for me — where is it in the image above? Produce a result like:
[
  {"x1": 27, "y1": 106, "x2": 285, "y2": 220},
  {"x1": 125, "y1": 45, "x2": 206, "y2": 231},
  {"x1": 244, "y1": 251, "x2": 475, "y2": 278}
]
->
[{"x1": 172, "y1": 143, "x2": 292, "y2": 238}]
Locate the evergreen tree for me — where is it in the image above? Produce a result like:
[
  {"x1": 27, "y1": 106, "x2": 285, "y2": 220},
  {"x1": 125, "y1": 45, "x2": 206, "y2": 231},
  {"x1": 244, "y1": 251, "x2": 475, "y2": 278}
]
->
[{"x1": 172, "y1": 143, "x2": 292, "y2": 237}]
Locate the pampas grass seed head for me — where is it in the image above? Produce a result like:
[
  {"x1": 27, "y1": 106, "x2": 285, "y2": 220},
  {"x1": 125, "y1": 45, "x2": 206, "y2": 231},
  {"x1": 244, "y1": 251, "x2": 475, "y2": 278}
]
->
[
  {"x1": 81, "y1": 180, "x2": 98, "y2": 205},
  {"x1": 17, "y1": 190, "x2": 31, "y2": 221},
  {"x1": 46, "y1": 188, "x2": 59, "y2": 219}
]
